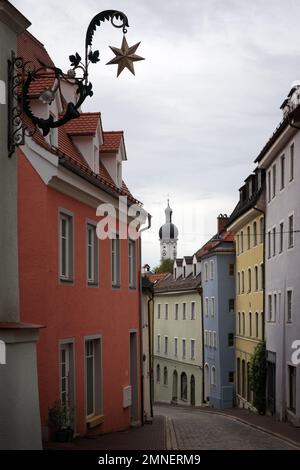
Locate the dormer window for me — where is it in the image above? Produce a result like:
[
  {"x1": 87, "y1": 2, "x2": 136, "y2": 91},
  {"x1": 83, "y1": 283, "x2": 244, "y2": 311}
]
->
[
  {"x1": 174, "y1": 267, "x2": 177, "y2": 279},
  {"x1": 183, "y1": 266, "x2": 186, "y2": 278},
  {"x1": 193, "y1": 263, "x2": 197, "y2": 277}
]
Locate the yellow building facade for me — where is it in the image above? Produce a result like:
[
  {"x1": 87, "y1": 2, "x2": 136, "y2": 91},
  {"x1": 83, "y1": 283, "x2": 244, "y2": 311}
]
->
[{"x1": 227, "y1": 170, "x2": 265, "y2": 409}]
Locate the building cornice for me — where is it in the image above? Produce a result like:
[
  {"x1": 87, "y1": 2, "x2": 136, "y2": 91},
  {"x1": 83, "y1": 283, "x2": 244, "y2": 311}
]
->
[{"x1": 0, "y1": 0, "x2": 31, "y2": 33}]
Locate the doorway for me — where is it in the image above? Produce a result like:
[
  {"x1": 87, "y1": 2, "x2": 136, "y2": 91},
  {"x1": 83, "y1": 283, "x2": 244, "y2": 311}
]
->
[
  {"x1": 130, "y1": 332, "x2": 138, "y2": 422},
  {"x1": 190, "y1": 375, "x2": 195, "y2": 406},
  {"x1": 172, "y1": 370, "x2": 178, "y2": 402}
]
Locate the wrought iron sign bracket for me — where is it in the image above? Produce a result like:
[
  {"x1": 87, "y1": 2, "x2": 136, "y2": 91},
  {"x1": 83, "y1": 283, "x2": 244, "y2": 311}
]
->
[{"x1": 7, "y1": 10, "x2": 143, "y2": 158}]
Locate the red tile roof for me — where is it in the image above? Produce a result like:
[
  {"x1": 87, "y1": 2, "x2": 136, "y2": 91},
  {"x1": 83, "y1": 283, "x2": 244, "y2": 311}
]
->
[
  {"x1": 64, "y1": 112, "x2": 101, "y2": 136},
  {"x1": 147, "y1": 272, "x2": 171, "y2": 285},
  {"x1": 194, "y1": 228, "x2": 235, "y2": 260},
  {"x1": 101, "y1": 131, "x2": 123, "y2": 153},
  {"x1": 18, "y1": 32, "x2": 140, "y2": 205}
]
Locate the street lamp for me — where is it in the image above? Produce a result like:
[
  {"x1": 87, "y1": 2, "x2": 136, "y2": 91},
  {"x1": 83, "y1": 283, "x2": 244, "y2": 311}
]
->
[{"x1": 8, "y1": 9, "x2": 144, "y2": 157}]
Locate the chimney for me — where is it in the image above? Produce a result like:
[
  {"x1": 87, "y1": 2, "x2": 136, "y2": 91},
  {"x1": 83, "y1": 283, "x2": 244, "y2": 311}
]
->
[{"x1": 217, "y1": 214, "x2": 228, "y2": 235}]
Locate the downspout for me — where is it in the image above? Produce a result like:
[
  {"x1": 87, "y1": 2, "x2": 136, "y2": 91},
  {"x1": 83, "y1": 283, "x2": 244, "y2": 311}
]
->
[
  {"x1": 138, "y1": 214, "x2": 152, "y2": 425},
  {"x1": 147, "y1": 288, "x2": 154, "y2": 418}
]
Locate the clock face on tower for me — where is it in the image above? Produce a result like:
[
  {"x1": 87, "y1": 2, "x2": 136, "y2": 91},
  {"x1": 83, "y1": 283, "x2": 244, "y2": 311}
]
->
[{"x1": 162, "y1": 250, "x2": 167, "y2": 257}]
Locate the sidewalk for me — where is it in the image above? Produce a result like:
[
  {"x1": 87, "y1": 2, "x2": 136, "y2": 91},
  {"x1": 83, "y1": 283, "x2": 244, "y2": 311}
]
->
[
  {"x1": 214, "y1": 407, "x2": 300, "y2": 447},
  {"x1": 44, "y1": 415, "x2": 166, "y2": 450}
]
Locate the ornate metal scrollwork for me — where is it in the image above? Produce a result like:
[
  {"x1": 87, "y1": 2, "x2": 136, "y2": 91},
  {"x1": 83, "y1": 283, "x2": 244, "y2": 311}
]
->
[{"x1": 8, "y1": 10, "x2": 130, "y2": 155}]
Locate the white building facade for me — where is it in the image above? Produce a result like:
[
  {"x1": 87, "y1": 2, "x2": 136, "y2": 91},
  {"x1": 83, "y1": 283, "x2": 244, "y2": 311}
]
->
[{"x1": 256, "y1": 83, "x2": 300, "y2": 424}]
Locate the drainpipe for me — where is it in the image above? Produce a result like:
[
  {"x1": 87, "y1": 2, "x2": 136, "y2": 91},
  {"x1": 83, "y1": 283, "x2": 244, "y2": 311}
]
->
[
  {"x1": 147, "y1": 288, "x2": 154, "y2": 418},
  {"x1": 138, "y1": 214, "x2": 152, "y2": 425}
]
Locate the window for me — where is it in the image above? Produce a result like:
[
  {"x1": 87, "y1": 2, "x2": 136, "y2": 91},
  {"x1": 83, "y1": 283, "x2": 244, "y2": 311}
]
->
[
  {"x1": 209, "y1": 330, "x2": 213, "y2": 347},
  {"x1": 288, "y1": 215, "x2": 294, "y2": 248},
  {"x1": 205, "y1": 297, "x2": 209, "y2": 316},
  {"x1": 211, "y1": 366, "x2": 216, "y2": 386},
  {"x1": 254, "y1": 266, "x2": 258, "y2": 291},
  {"x1": 260, "y1": 263, "x2": 264, "y2": 290},
  {"x1": 268, "y1": 231, "x2": 271, "y2": 258},
  {"x1": 249, "y1": 312, "x2": 252, "y2": 337},
  {"x1": 238, "y1": 312, "x2": 241, "y2": 334},
  {"x1": 237, "y1": 234, "x2": 240, "y2": 255},
  {"x1": 255, "y1": 312, "x2": 259, "y2": 338},
  {"x1": 204, "y1": 330, "x2": 208, "y2": 346},
  {"x1": 183, "y1": 266, "x2": 186, "y2": 278},
  {"x1": 272, "y1": 227, "x2": 276, "y2": 256},
  {"x1": 164, "y1": 336, "x2": 168, "y2": 355},
  {"x1": 279, "y1": 222, "x2": 284, "y2": 253},
  {"x1": 247, "y1": 226, "x2": 251, "y2": 250},
  {"x1": 59, "y1": 212, "x2": 73, "y2": 281},
  {"x1": 229, "y1": 263, "x2": 234, "y2": 276},
  {"x1": 211, "y1": 297, "x2": 215, "y2": 317},
  {"x1": 274, "y1": 293, "x2": 277, "y2": 322},
  {"x1": 272, "y1": 164, "x2": 276, "y2": 198},
  {"x1": 248, "y1": 268, "x2": 251, "y2": 292},
  {"x1": 165, "y1": 304, "x2": 169, "y2": 320},
  {"x1": 242, "y1": 313, "x2": 245, "y2": 335},
  {"x1": 182, "y1": 339, "x2": 186, "y2": 358},
  {"x1": 288, "y1": 365, "x2": 296, "y2": 412},
  {"x1": 241, "y1": 271, "x2": 245, "y2": 293},
  {"x1": 156, "y1": 364, "x2": 160, "y2": 383},
  {"x1": 210, "y1": 260, "x2": 214, "y2": 279},
  {"x1": 128, "y1": 239, "x2": 136, "y2": 288},
  {"x1": 229, "y1": 298, "x2": 235, "y2": 312},
  {"x1": 237, "y1": 358, "x2": 240, "y2": 395},
  {"x1": 87, "y1": 224, "x2": 98, "y2": 285},
  {"x1": 60, "y1": 342, "x2": 74, "y2": 414},
  {"x1": 253, "y1": 221, "x2": 257, "y2": 246},
  {"x1": 181, "y1": 372, "x2": 187, "y2": 400},
  {"x1": 228, "y1": 372, "x2": 234, "y2": 383},
  {"x1": 268, "y1": 294, "x2": 272, "y2": 322},
  {"x1": 204, "y1": 262, "x2": 208, "y2": 281},
  {"x1": 240, "y1": 231, "x2": 244, "y2": 252},
  {"x1": 260, "y1": 217, "x2": 264, "y2": 244},
  {"x1": 157, "y1": 335, "x2": 161, "y2": 353},
  {"x1": 190, "y1": 339, "x2": 195, "y2": 359},
  {"x1": 268, "y1": 170, "x2": 271, "y2": 202},
  {"x1": 287, "y1": 290, "x2": 293, "y2": 323},
  {"x1": 175, "y1": 303, "x2": 179, "y2": 320},
  {"x1": 174, "y1": 267, "x2": 177, "y2": 279},
  {"x1": 163, "y1": 367, "x2": 168, "y2": 385},
  {"x1": 111, "y1": 234, "x2": 120, "y2": 287},
  {"x1": 281, "y1": 154, "x2": 285, "y2": 189},
  {"x1": 290, "y1": 143, "x2": 294, "y2": 182},
  {"x1": 157, "y1": 304, "x2": 161, "y2": 319},
  {"x1": 182, "y1": 302, "x2": 186, "y2": 320},
  {"x1": 237, "y1": 272, "x2": 240, "y2": 294},
  {"x1": 191, "y1": 302, "x2": 195, "y2": 320},
  {"x1": 228, "y1": 333, "x2": 234, "y2": 347},
  {"x1": 174, "y1": 337, "x2": 178, "y2": 356},
  {"x1": 213, "y1": 331, "x2": 217, "y2": 348},
  {"x1": 193, "y1": 263, "x2": 197, "y2": 276},
  {"x1": 85, "y1": 338, "x2": 102, "y2": 418}
]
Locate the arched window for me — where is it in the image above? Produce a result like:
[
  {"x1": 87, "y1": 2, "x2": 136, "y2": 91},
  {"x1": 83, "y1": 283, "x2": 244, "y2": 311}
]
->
[
  {"x1": 156, "y1": 364, "x2": 160, "y2": 383},
  {"x1": 255, "y1": 266, "x2": 258, "y2": 291},
  {"x1": 180, "y1": 372, "x2": 187, "y2": 400},
  {"x1": 253, "y1": 221, "x2": 257, "y2": 246},
  {"x1": 211, "y1": 366, "x2": 216, "y2": 386},
  {"x1": 163, "y1": 366, "x2": 168, "y2": 385},
  {"x1": 248, "y1": 268, "x2": 251, "y2": 292}
]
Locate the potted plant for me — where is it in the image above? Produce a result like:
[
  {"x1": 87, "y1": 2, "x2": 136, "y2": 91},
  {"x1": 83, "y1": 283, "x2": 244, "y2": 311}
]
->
[{"x1": 48, "y1": 400, "x2": 74, "y2": 442}]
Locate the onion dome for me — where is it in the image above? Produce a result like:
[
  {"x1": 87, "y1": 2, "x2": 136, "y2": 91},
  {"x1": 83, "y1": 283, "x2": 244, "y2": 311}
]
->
[{"x1": 159, "y1": 200, "x2": 179, "y2": 240}]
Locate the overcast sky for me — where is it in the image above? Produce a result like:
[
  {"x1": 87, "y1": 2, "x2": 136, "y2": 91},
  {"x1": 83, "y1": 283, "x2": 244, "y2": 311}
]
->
[{"x1": 12, "y1": 0, "x2": 300, "y2": 267}]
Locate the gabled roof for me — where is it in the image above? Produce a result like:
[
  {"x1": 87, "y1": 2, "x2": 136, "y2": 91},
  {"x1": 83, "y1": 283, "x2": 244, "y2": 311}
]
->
[
  {"x1": 101, "y1": 131, "x2": 124, "y2": 153},
  {"x1": 64, "y1": 112, "x2": 101, "y2": 137},
  {"x1": 183, "y1": 256, "x2": 193, "y2": 265},
  {"x1": 194, "y1": 229, "x2": 234, "y2": 260},
  {"x1": 175, "y1": 258, "x2": 183, "y2": 267},
  {"x1": 18, "y1": 31, "x2": 140, "y2": 205},
  {"x1": 154, "y1": 272, "x2": 201, "y2": 293},
  {"x1": 146, "y1": 272, "x2": 170, "y2": 285}
]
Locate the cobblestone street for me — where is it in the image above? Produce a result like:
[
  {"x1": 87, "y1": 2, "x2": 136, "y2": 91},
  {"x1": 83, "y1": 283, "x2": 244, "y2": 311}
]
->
[{"x1": 156, "y1": 404, "x2": 300, "y2": 450}]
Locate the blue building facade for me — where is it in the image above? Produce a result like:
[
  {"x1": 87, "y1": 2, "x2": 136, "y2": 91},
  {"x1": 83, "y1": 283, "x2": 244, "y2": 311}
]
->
[{"x1": 200, "y1": 224, "x2": 236, "y2": 408}]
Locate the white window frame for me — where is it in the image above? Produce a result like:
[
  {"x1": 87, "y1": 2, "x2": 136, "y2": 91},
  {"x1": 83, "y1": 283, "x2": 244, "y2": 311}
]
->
[
  {"x1": 59, "y1": 210, "x2": 74, "y2": 282},
  {"x1": 164, "y1": 336, "x2": 168, "y2": 355},
  {"x1": 157, "y1": 334, "x2": 161, "y2": 353},
  {"x1": 288, "y1": 213, "x2": 294, "y2": 249},
  {"x1": 111, "y1": 234, "x2": 120, "y2": 287},
  {"x1": 210, "y1": 260, "x2": 214, "y2": 280},
  {"x1": 182, "y1": 302, "x2": 186, "y2": 320},
  {"x1": 175, "y1": 303, "x2": 179, "y2": 320},
  {"x1": 87, "y1": 222, "x2": 99, "y2": 286},
  {"x1": 211, "y1": 297, "x2": 215, "y2": 317},
  {"x1": 289, "y1": 143, "x2": 294, "y2": 182},
  {"x1": 182, "y1": 338, "x2": 186, "y2": 359},
  {"x1": 174, "y1": 337, "x2": 178, "y2": 357},
  {"x1": 157, "y1": 303, "x2": 161, "y2": 319},
  {"x1": 191, "y1": 301, "x2": 195, "y2": 320},
  {"x1": 128, "y1": 239, "x2": 137, "y2": 288},
  {"x1": 190, "y1": 339, "x2": 196, "y2": 360}
]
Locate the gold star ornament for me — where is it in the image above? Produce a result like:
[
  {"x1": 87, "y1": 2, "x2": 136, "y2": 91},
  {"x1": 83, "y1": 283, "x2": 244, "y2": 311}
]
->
[{"x1": 106, "y1": 36, "x2": 145, "y2": 77}]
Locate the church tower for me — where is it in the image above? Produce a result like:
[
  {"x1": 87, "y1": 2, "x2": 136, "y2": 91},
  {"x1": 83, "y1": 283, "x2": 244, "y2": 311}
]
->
[{"x1": 159, "y1": 200, "x2": 179, "y2": 261}]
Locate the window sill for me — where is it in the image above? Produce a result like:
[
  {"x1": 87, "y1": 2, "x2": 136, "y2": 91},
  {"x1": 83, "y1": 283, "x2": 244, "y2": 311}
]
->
[
  {"x1": 86, "y1": 414, "x2": 105, "y2": 429},
  {"x1": 60, "y1": 278, "x2": 74, "y2": 285}
]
